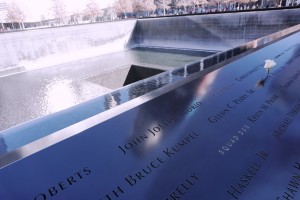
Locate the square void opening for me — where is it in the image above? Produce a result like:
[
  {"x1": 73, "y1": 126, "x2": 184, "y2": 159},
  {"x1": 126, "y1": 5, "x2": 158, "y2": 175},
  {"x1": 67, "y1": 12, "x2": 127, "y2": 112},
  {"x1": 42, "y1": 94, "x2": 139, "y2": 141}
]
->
[
  {"x1": 123, "y1": 65, "x2": 165, "y2": 86},
  {"x1": 84, "y1": 65, "x2": 165, "y2": 90}
]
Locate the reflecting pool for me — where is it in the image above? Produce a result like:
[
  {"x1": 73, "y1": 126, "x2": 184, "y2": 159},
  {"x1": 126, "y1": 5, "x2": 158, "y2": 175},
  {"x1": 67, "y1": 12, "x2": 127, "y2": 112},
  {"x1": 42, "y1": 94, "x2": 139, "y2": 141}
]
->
[{"x1": 0, "y1": 47, "x2": 215, "y2": 131}]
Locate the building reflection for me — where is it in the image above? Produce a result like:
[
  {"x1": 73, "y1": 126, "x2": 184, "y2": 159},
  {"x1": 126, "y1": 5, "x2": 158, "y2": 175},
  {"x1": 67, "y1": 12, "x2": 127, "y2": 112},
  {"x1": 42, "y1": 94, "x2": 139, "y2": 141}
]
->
[{"x1": 125, "y1": 69, "x2": 219, "y2": 157}]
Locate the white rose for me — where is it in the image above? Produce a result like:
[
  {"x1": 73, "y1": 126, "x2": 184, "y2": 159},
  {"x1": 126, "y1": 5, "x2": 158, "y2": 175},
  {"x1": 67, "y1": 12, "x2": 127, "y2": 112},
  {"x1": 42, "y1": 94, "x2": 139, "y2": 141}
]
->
[{"x1": 264, "y1": 59, "x2": 276, "y2": 70}]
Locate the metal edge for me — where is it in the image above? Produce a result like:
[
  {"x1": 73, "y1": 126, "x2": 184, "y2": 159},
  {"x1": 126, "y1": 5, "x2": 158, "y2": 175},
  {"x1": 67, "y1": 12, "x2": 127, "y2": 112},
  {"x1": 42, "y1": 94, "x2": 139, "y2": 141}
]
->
[
  {"x1": 0, "y1": 67, "x2": 208, "y2": 169},
  {"x1": 1, "y1": 24, "x2": 300, "y2": 169}
]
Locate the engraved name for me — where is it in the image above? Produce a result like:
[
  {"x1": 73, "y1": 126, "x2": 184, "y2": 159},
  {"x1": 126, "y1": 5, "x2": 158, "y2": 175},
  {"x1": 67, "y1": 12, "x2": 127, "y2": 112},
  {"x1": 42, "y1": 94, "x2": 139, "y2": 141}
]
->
[
  {"x1": 118, "y1": 101, "x2": 202, "y2": 155},
  {"x1": 276, "y1": 161, "x2": 300, "y2": 200},
  {"x1": 226, "y1": 151, "x2": 269, "y2": 199},
  {"x1": 208, "y1": 89, "x2": 255, "y2": 124},
  {"x1": 273, "y1": 100, "x2": 300, "y2": 139},
  {"x1": 34, "y1": 167, "x2": 91, "y2": 200},
  {"x1": 247, "y1": 94, "x2": 279, "y2": 123},
  {"x1": 165, "y1": 172, "x2": 199, "y2": 200}
]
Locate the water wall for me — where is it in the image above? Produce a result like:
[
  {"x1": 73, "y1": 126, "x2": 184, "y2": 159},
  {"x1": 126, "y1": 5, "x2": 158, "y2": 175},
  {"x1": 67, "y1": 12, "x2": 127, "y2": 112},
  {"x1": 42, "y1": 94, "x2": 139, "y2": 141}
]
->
[
  {"x1": 0, "y1": 9, "x2": 299, "y2": 72},
  {"x1": 0, "y1": 20, "x2": 137, "y2": 71},
  {"x1": 130, "y1": 9, "x2": 300, "y2": 51},
  {"x1": 1, "y1": 9, "x2": 300, "y2": 155}
]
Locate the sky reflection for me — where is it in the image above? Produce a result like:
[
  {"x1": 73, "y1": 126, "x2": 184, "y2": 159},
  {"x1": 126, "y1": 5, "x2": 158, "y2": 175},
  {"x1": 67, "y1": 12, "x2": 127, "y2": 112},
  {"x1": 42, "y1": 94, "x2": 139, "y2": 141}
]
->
[{"x1": 43, "y1": 77, "x2": 77, "y2": 113}]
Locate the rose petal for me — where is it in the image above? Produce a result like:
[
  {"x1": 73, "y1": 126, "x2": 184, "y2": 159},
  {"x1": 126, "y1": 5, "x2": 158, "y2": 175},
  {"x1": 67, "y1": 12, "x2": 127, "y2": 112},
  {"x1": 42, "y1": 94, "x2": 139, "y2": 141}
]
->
[{"x1": 264, "y1": 59, "x2": 276, "y2": 69}]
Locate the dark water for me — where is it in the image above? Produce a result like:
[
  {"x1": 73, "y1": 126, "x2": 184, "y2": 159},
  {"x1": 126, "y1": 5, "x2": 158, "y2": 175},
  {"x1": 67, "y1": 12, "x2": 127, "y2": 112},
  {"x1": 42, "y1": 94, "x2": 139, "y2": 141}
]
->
[{"x1": 0, "y1": 47, "x2": 214, "y2": 131}]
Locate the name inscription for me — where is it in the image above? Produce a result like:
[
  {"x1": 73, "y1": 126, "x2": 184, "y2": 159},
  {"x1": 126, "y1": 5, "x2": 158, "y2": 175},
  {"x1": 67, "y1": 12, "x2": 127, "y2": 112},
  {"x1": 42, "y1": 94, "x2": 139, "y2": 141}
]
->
[
  {"x1": 276, "y1": 161, "x2": 300, "y2": 200},
  {"x1": 226, "y1": 151, "x2": 269, "y2": 200},
  {"x1": 100, "y1": 131, "x2": 200, "y2": 200},
  {"x1": 247, "y1": 94, "x2": 279, "y2": 123},
  {"x1": 208, "y1": 89, "x2": 255, "y2": 124},
  {"x1": 34, "y1": 167, "x2": 91, "y2": 200},
  {"x1": 165, "y1": 172, "x2": 199, "y2": 200},
  {"x1": 273, "y1": 99, "x2": 300, "y2": 139},
  {"x1": 118, "y1": 101, "x2": 202, "y2": 155}
]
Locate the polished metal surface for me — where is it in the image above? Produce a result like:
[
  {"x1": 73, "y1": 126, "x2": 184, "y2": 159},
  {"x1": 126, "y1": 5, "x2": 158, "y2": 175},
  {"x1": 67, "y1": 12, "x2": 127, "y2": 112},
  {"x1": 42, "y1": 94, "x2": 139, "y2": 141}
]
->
[{"x1": 0, "y1": 29, "x2": 300, "y2": 199}]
